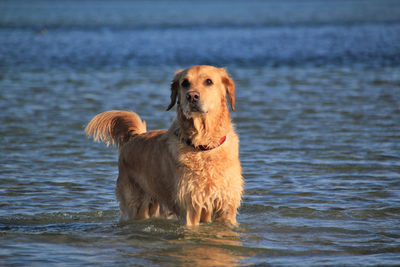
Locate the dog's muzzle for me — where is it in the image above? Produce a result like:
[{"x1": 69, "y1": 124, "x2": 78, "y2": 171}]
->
[{"x1": 185, "y1": 90, "x2": 205, "y2": 113}]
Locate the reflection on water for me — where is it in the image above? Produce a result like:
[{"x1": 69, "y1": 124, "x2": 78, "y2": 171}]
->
[{"x1": 132, "y1": 223, "x2": 246, "y2": 266}]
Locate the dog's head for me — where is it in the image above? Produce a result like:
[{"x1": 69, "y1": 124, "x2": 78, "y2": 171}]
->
[{"x1": 166, "y1": 65, "x2": 235, "y2": 117}]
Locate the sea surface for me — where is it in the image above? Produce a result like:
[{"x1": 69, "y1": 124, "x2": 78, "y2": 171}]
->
[{"x1": 1, "y1": 0, "x2": 400, "y2": 266}]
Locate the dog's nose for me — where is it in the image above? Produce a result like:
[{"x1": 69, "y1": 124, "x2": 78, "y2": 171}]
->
[{"x1": 186, "y1": 91, "x2": 200, "y2": 103}]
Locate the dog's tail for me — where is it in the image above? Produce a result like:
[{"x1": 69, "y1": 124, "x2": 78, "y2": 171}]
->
[{"x1": 85, "y1": 110, "x2": 146, "y2": 147}]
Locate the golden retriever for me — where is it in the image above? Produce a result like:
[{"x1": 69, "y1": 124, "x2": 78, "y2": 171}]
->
[{"x1": 85, "y1": 65, "x2": 243, "y2": 226}]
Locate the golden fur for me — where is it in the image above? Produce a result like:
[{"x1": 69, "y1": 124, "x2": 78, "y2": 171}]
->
[{"x1": 85, "y1": 65, "x2": 243, "y2": 226}]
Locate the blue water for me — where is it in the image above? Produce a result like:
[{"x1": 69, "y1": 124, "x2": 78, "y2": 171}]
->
[{"x1": 1, "y1": 0, "x2": 400, "y2": 266}]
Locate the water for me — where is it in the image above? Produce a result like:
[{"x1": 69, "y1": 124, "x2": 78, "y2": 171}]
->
[{"x1": 1, "y1": 0, "x2": 400, "y2": 265}]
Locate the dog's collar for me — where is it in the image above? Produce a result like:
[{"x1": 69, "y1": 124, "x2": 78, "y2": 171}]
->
[{"x1": 175, "y1": 130, "x2": 226, "y2": 151}]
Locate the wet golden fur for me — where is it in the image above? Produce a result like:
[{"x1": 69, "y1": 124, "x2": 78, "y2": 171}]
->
[{"x1": 85, "y1": 65, "x2": 243, "y2": 226}]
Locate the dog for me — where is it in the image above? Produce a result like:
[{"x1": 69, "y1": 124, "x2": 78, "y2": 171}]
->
[{"x1": 85, "y1": 65, "x2": 243, "y2": 226}]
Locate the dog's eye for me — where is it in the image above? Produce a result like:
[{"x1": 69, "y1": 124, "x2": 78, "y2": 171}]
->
[
  {"x1": 181, "y1": 79, "x2": 190, "y2": 88},
  {"x1": 205, "y1": 78, "x2": 213, "y2": 86}
]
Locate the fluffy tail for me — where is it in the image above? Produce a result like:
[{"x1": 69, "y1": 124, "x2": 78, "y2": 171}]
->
[{"x1": 85, "y1": 110, "x2": 146, "y2": 147}]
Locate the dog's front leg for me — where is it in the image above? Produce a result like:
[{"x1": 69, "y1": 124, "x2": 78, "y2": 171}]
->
[{"x1": 183, "y1": 204, "x2": 201, "y2": 226}]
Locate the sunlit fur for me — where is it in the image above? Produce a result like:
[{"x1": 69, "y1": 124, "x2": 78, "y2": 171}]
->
[{"x1": 85, "y1": 65, "x2": 243, "y2": 226}]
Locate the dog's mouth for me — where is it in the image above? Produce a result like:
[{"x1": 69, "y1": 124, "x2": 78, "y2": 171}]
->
[
  {"x1": 183, "y1": 102, "x2": 207, "y2": 117},
  {"x1": 189, "y1": 104, "x2": 204, "y2": 113}
]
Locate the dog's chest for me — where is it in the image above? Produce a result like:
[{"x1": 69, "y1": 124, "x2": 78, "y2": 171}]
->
[{"x1": 178, "y1": 149, "x2": 231, "y2": 182}]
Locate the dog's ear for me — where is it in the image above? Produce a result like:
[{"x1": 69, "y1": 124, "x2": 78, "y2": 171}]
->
[
  {"x1": 220, "y1": 68, "x2": 236, "y2": 112},
  {"x1": 167, "y1": 69, "x2": 183, "y2": 111}
]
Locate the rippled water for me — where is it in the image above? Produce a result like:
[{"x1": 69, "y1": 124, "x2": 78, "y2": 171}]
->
[{"x1": 1, "y1": 0, "x2": 400, "y2": 266}]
